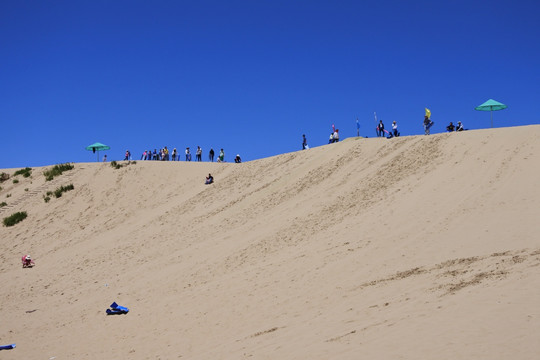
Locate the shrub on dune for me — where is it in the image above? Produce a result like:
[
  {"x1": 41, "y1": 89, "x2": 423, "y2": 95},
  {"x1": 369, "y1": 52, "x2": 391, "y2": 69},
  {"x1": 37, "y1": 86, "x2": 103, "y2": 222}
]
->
[
  {"x1": 43, "y1": 163, "x2": 74, "y2": 181},
  {"x1": 14, "y1": 167, "x2": 32, "y2": 178},
  {"x1": 3, "y1": 211, "x2": 27, "y2": 227}
]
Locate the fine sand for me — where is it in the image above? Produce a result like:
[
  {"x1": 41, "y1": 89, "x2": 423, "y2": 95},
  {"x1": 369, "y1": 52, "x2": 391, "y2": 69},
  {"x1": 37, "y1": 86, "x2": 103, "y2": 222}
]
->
[{"x1": 1, "y1": 125, "x2": 539, "y2": 359}]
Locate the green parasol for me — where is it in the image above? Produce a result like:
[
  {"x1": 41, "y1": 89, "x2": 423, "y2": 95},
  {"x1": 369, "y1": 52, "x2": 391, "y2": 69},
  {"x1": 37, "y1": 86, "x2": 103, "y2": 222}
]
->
[
  {"x1": 475, "y1": 99, "x2": 507, "y2": 128},
  {"x1": 85, "y1": 142, "x2": 110, "y2": 162}
]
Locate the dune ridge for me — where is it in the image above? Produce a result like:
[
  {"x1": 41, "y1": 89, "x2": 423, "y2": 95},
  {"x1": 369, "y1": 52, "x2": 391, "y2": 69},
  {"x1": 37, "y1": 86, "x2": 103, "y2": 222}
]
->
[{"x1": 1, "y1": 125, "x2": 539, "y2": 359}]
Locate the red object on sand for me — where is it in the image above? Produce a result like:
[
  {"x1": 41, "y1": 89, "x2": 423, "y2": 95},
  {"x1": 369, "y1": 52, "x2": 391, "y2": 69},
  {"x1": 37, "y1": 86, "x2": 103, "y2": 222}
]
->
[{"x1": 22, "y1": 255, "x2": 35, "y2": 268}]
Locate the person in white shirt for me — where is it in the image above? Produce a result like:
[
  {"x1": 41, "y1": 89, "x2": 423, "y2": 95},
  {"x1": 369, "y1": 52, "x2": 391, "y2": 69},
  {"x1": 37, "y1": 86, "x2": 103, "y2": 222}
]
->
[{"x1": 392, "y1": 121, "x2": 399, "y2": 137}]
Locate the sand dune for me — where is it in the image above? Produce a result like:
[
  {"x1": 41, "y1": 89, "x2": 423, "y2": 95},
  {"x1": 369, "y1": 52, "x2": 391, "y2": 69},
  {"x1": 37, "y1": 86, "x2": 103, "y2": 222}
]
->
[{"x1": 1, "y1": 125, "x2": 539, "y2": 359}]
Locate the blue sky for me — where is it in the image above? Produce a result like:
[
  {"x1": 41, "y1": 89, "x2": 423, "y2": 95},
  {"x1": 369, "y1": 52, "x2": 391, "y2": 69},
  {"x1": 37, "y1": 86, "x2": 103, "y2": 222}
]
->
[{"x1": 1, "y1": 0, "x2": 539, "y2": 168}]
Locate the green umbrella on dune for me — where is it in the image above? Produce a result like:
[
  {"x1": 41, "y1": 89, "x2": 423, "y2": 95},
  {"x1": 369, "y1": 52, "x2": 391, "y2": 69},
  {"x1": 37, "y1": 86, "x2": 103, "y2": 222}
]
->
[
  {"x1": 475, "y1": 99, "x2": 507, "y2": 128},
  {"x1": 85, "y1": 142, "x2": 110, "y2": 162}
]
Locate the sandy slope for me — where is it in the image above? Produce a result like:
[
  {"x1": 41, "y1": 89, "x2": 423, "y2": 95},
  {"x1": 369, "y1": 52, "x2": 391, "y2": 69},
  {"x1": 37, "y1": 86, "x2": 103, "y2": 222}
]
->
[{"x1": 1, "y1": 125, "x2": 539, "y2": 359}]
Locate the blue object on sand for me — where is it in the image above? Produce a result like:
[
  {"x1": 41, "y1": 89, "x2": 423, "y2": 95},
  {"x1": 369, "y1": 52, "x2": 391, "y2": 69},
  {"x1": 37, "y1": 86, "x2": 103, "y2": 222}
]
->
[
  {"x1": 106, "y1": 302, "x2": 129, "y2": 314},
  {"x1": 106, "y1": 308, "x2": 125, "y2": 315},
  {"x1": 0, "y1": 344, "x2": 15, "y2": 350},
  {"x1": 111, "y1": 302, "x2": 129, "y2": 313}
]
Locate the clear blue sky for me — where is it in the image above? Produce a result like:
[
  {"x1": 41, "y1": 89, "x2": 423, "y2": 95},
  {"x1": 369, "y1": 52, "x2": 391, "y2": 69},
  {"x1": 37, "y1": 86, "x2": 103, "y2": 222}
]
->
[{"x1": 1, "y1": 0, "x2": 539, "y2": 168}]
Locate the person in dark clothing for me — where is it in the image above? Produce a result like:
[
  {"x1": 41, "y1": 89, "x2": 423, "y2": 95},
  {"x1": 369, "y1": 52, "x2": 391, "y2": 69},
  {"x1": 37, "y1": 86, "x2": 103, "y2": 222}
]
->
[
  {"x1": 302, "y1": 134, "x2": 307, "y2": 150},
  {"x1": 446, "y1": 122, "x2": 455, "y2": 132},
  {"x1": 456, "y1": 121, "x2": 464, "y2": 131},
  {"x1": 377, "y1": 120, "x2": 385, "y2": 137},
  {"x1": 205, "y1": 173, "x2": 214, "y2": 185},
  {"x1": 209, "y1": 148, "x2": 215, "y2": 162}
]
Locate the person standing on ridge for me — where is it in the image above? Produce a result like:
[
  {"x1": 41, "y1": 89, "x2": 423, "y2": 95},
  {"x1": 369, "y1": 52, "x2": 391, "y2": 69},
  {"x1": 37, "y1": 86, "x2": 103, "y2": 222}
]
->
[
  {"x1": 209, "y1": 148, "x2": 215, "y2": 162},
  {"x1": 377, "y1": 120, "x2": 385, "y2": 137},
  {"x1": 302, "y1": 134, "x2": 308, "y2": 150},
  {"x1": 424, "y1": 115, "x2": 433, "y2": 135},
  {"x1": 218, "y1": 149, "x2": 225, "y2": 162},
  {"x1": 196, "y1": 146, "x2": 202, "y2": 162},
  {"x1": 424, "y1": 108, "x2": 433, "y2": 135}
]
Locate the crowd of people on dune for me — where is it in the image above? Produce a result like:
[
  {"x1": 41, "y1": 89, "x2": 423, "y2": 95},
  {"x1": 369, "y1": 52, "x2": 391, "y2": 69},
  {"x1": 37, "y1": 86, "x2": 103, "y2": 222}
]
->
[
  {"x1": 116, "y1": 147, "x2": 238, "y2": 164},
  {"x1": 301, "y1": 115, "x2": 467, "y2": 150},
  {"x1": 114, "y1": 147, "x2": 242, "y2": 186}
]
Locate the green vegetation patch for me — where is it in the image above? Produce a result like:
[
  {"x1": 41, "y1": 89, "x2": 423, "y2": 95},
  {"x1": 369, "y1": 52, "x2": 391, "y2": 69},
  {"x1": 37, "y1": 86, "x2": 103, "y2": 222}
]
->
[
  {"x1": 53, "y1": 184, "x2": 74, "y2": 198},
  {"x1": 3, "y1": 211, "x2": 28, "y2": 227},
  {"x1": 13, "y1": 179, "x2": 19, "y2": 184},
  {"x1": 110, "y1": 160, "x2": 121, "y2": 169},
  {"x1": 14, "y1": 167, "x2": 32, "y2": 178},
  {"x1": 111, "y1": 160, "x2": 136, "y2": 170},
  {"x1": 44, "y1": 184, "x2": 74, "y2": 200},
  {"x1": 44, "y1": 163, "x2": 74, "y2": 181},
  {"x1": 0, "y1": 202, "x2": 7, "y2": 207}
]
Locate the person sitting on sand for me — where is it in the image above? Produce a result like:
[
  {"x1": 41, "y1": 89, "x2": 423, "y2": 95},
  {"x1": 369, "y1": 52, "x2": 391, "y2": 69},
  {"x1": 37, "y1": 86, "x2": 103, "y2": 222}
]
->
[
  {"x1": 205, "y1": 174, "x2": 214, "y2": 185},
  {"x1": 333, "y1": 129, "x2": 339, "y2": 142},
  {"x1": 22, "y1": 255, "x2": 34, "y2": 268},
  {"x1": 456, "y1": 121, "x2": 464, "y2": 131},
  {"x1": 235, "y1": 154, "x2": 242, "y2": 163},
  {"x1": 446, "y1": 122, "x2": 455, "y2": 132}
]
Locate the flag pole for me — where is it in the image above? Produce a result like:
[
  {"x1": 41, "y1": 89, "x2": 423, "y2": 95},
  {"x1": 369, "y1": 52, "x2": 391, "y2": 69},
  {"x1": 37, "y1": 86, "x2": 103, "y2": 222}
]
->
[{"x1": 374, "y1": 112, "x2": 378, "y2": 136}]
